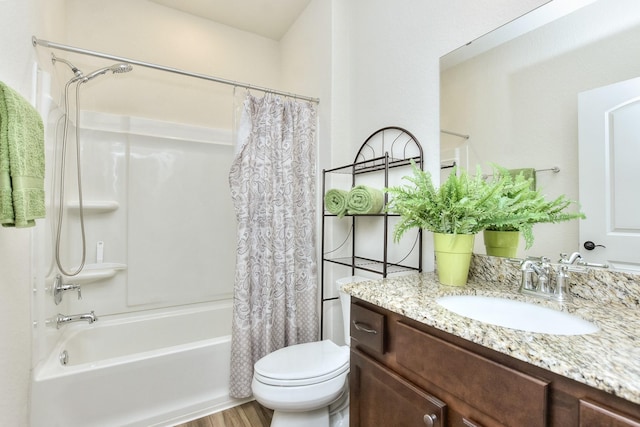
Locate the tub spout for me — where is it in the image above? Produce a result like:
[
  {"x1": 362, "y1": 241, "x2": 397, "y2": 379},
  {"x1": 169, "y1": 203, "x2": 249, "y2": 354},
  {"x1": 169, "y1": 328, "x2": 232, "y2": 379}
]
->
[{"x1": 55, "y1": 311, "x2": 98, "y2": 329}]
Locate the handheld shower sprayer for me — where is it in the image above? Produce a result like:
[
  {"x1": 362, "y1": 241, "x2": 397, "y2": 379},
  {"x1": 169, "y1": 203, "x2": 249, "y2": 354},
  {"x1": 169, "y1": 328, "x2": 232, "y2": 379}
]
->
[
  {"x1": 51, "y1": 53, "x2": 133, "y2": 84},
  {"x1": 50, "y1": 54, "x2": 133, "y2": 276},
  {"x1": 81, "y1": 63, "x2": 133, "y2": 82}
]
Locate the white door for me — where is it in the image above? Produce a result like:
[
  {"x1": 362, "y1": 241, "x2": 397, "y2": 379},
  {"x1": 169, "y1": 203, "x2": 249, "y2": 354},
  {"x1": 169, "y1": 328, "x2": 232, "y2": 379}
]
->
[{"x1": 578, "y1": 76, "x2": 640, "y2": 272}]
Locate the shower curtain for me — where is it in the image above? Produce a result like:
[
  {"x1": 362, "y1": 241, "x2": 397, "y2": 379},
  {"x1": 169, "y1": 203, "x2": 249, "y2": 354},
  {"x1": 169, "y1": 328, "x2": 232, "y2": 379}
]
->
[{"x1": 228, "y1": 92, "x2": 318, "y2": 398}]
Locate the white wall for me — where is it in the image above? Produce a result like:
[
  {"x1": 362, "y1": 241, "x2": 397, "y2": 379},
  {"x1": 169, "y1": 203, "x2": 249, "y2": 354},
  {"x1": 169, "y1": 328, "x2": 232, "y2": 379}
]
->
[
  {"x1": 57, "y1": 0, "x2": 283, "y2": 129},
  {"x1": 0, "y1": 1, "x2": 65, "y2": 425},
  {"x1": 341, "y1": 0, "x2": 547, "y2": 273},
  {"x1": 441, "y1": 0, "x2": 640, "y2": 258},
  {"x1": 280, "y1": 0, "x2": 331, "y2": 169},
  {"x1": 0, "y1": 0, "x2": 549, "y2": 425}
]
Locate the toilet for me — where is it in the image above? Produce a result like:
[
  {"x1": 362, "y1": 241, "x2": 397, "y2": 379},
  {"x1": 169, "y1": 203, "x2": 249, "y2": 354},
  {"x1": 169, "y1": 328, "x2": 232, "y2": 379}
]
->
[{"x1": 251, "y1": 276, "x2": 367, "y2": 427}]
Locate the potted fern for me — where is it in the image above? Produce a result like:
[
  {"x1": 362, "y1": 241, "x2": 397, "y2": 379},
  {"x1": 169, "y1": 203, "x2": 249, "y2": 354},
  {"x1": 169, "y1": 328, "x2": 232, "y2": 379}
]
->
[
  {"x1": 386, "y1": 162, "x2": 513, "y2": 286},
  {"x1": 483, "y1": 167, "x2": 586, "y2": 257}
]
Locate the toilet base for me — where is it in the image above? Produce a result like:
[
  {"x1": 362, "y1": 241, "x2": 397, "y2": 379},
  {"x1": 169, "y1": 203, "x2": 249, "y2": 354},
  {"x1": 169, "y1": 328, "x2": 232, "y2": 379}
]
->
[
  {"x1": 267, "y1": 403, "x2": 349, "y2": 427},
  {"x1": 328, "y1": 384, "x2": 349, "y2": 427},
  {"x1": 271, "y1": 407, "x2": 328, "y2": 427},
  {"x1": 329, "y1": 406, "x2": 349, "y2": 427}
]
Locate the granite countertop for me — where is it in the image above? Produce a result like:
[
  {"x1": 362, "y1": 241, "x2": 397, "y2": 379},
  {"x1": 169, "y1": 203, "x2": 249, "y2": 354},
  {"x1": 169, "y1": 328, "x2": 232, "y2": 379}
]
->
[{"x1": 342, "y1": 270, "x2": 640, "y2": 405}]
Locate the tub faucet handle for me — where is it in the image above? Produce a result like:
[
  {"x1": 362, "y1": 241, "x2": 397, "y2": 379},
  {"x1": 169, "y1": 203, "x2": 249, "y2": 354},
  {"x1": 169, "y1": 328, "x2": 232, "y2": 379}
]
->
[{"x1": 53, "y1": 275, "x2": 82, "y2": 305}]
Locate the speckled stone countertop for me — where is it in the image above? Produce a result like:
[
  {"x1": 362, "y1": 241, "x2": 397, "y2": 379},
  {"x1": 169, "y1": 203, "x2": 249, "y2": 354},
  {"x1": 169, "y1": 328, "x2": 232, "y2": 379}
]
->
[{"x1": 342, "y1": 260, "x2": 640, "y2": 405}]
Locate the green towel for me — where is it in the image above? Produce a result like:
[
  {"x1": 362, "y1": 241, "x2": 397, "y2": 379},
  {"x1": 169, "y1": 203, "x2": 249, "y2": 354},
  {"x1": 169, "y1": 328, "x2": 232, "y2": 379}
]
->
[
  {"x1": 347, "y1": 185, "x2": 384, "y2": 215},
  {"x1": 0, "y1": 81, "x2": 45, "y2": 228},
  {"x1": 508, "y1": 168, "x2": 536, "y2": 191},
  {"x1": 324, "y1": 188, "x2": 349, "y2": 218}
]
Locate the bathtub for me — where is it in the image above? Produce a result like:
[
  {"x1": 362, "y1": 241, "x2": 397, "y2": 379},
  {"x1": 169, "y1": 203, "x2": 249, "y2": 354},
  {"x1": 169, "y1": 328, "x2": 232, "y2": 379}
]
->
[{"x1": 30, "y1": 300, "x2": 248, "y2": 427}]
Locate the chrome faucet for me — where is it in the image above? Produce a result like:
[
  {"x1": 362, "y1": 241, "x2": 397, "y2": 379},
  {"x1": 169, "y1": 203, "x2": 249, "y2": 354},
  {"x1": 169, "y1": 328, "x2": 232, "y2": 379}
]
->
[
  {"x1": 53, "y1": 275, "x2": 82, "y2": 305},
  {"x1": 520, "y1": 260, "x2": 536, "y2": 291},
  {"x1": 519, "y1": 257, "x2": 572, "y2": 302},
  {"x1": 520, "y1": 252, "x2": 609, "y2": 303},
  {"x1": 560, "y1": 252, "x2": 609, "y2": 269},
  {"x1": 519, "y1": 257, "x2": 551, "y2": 292},
  {"x1": 54, "y1": 311, "x2": 97, "y2": 329}
]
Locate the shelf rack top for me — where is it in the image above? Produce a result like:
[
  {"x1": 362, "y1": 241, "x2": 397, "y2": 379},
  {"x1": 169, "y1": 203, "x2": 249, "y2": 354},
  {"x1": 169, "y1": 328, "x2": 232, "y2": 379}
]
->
[{"x1": 355, "y1": 126, "x2": 422, "y2": 169}]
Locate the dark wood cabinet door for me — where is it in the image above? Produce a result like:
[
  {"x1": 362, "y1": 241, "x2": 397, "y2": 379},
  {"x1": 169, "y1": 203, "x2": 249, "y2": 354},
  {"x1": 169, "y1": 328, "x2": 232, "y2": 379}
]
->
[
  {"x1": 351, "y1": 349, "x2": 446, "y2": 427},
  {"x1": 579, "y1": 400, "x2": 640, "y2": 427},
  {"x1": 395, "y1": 321, "x2": 549, "y2": 427}
]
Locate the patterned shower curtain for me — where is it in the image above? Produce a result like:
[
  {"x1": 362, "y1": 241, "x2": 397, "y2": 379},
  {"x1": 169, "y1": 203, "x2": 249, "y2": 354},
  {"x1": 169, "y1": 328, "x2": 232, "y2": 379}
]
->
[{"x1": 228, "y1": 93, "x2": 319, "y2": 398}]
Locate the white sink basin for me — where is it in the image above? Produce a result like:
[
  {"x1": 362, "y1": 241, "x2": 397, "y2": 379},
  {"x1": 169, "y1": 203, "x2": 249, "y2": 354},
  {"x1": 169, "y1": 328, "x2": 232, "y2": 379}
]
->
[{"x1": 436, "y1": 295, "x2": 599, "y2": 335}]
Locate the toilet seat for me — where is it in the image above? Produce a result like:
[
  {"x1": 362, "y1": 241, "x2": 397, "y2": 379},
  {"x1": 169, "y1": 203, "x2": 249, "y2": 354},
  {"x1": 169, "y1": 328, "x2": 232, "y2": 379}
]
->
[{"x1": 254, "y1": 340, "x2": 349, "y2": 387}]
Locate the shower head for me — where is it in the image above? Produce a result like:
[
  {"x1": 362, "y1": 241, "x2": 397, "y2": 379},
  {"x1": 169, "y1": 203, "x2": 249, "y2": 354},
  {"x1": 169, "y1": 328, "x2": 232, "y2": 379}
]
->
[
  {"x1": 81, "y1": 63, "x2": 133, "y2": 82},
  {"x1": 51, "y1": 53, "x2": 83, "y2": 78}
]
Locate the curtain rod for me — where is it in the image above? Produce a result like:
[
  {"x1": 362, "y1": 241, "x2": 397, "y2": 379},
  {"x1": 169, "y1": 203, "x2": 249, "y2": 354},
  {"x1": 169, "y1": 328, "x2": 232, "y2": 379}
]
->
[
  {"x1": 483, "y1": 166, "x2": 560, "y2": 179},
  {"x1": 440, "y1": 129, "x2": 470, "y2": 139},
  {"x1": 32, "y1": 36, "x2": 320, "y2": 104}
]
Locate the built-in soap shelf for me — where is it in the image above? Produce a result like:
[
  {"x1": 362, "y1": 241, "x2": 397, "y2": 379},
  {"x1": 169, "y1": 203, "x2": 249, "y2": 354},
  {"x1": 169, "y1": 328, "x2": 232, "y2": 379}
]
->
[
  {"x1": 67, "y1": 201, "x2": 119, "y2": 214},
  {"x1": 58, "y1": 263, "x2": 127, "y2": 285}
]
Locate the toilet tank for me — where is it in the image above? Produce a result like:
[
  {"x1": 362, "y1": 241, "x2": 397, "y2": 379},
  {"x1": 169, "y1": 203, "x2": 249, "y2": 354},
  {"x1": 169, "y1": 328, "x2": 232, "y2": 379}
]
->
[{"x1": 336, "y1": 276, "x2": 369, "y2": 346}]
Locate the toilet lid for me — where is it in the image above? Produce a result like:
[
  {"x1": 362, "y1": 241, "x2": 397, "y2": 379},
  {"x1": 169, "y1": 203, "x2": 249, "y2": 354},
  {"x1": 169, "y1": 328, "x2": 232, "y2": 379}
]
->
[{"x1": 254, "y1": 340, "x2": 350, "y2": 387}]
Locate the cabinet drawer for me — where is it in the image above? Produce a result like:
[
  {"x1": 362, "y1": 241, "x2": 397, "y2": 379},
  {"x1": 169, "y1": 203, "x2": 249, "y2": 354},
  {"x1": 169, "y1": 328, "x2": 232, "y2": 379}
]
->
[
  {"x1": 396, "y1": 321, "x2": 549, "y2": 427},
  {"x1": 579, "y1": 399, "x2": 640, "y2": 427},
  {"x1": 351, "y1": 303, "x2": 385, "y2": 354}
]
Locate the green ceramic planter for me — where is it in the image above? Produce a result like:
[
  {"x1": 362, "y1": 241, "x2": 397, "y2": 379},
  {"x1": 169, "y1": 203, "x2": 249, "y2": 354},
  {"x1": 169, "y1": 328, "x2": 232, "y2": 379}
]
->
[
  {"x1": 433, "y1": 233, "x2": 475, "y2": 286},
  {"x1": 483, "y1": 230, "x2": 520, "y2": 258}
]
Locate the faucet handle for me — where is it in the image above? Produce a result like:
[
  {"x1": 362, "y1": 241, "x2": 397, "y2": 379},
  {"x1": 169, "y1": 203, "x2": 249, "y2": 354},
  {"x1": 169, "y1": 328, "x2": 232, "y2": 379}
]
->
[
  {"x1": 53, "y1": 275, "x2": 83, "y2": 304},
  {"x1": 537, "y1": 274, "x2": 550, "y2": 293},
  {"x1": 525, "y1": 255, "x2": 551, "y2": 265},
  {"x1": 559, "y1": 252, "x2": 582, "y2": 264}
]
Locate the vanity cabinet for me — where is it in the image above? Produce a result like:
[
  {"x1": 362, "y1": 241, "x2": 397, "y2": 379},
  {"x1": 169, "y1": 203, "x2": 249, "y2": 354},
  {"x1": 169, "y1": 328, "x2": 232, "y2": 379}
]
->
[{"x1": 349, "y1": 298, "x2": 640, "y2": 427}]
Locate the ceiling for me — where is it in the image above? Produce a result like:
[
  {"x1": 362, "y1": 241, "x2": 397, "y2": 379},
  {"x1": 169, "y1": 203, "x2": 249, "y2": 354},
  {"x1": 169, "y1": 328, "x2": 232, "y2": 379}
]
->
[{"x1": 149, "y1": 0, "x2": 312, "y2": 40}]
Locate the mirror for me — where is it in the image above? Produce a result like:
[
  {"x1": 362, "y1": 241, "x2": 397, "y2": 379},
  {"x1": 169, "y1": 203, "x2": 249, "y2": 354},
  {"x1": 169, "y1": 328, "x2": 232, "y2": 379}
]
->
[{"x1": 440, "y1": 0, "x2": 640, "y2": 270}]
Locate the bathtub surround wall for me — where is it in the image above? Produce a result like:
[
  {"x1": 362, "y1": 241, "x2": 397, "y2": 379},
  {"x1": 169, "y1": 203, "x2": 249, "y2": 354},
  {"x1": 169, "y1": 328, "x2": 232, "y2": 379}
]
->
[
  {"x1": 229, "y1": 93, "x2": 319, "y2": 398},
  {"x1": 33, "y1": 110, "x2": 237, "y2": 364},
  {"x1": 29, "y1": 110, "x2": 244, "y2": 424}
]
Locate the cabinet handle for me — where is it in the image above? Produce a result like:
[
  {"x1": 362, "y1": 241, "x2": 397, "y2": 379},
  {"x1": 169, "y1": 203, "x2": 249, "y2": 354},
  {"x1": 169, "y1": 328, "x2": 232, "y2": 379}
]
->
[
  {"x1": 353, "y1": 321, "x2": 378, "y2": 334},
  {"x1": 423, "y1": 413, "x2": 438, "y2": 426}
]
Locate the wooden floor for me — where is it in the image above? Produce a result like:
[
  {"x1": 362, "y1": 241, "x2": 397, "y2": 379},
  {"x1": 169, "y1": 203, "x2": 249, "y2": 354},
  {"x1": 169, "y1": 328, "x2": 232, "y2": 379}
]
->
[{"x1": 175, "y1": 401, "x2": 273, "y2": 427}]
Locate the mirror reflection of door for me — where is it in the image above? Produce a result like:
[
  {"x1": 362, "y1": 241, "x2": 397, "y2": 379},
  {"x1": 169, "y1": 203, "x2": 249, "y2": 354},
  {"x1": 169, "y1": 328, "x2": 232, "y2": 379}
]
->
[
  {"x1": 440, "y1": 0, "x2": 640, "y2": 263},
  {"x1": 578, "y1": 76, "x2": 640, "y2": 272}
]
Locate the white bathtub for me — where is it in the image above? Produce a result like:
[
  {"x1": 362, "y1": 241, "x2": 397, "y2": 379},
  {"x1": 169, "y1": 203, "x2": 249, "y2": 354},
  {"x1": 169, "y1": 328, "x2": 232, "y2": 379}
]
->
[{"x1": 30, "y1": 300, "x2": 248, "y2": 427}]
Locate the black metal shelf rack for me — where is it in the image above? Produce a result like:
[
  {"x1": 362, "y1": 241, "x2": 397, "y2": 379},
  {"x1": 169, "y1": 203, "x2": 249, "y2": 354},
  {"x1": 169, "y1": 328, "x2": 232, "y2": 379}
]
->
[{"x1": 320, "y1": 126, "x2": 424, "y2": 338}]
